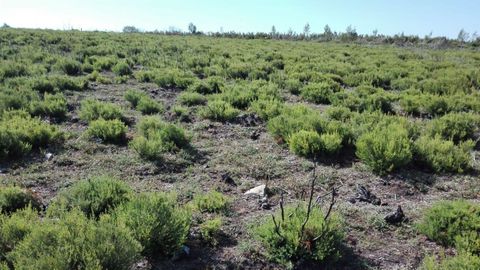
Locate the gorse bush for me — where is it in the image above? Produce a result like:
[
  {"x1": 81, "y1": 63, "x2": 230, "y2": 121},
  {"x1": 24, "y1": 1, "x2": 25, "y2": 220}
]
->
[
  {"x1": 86, "y1": 118, "x2": 127, "y2": 144},
  {"x1": 254, "y1": 203, "x2": 344, "y2": 267},
  {"x1": 79, "y1": 98, "x2": 124, "y2": 122},
  {"x1": 300, "y1": 81, "x2": 341, "y2": 104},
  {"x1": 113, "y1": 192, "x2": 190, "y2": 257},
  {"x1": 192, "y1": 190, "x2": 231, "y2": 213},
  {"x1": 417, "y1": 200, "x2": 479, "y2": 255},
  {"x1": 8, "y1": 209, "x2": 141, "y2": 270},
  {"x1": 124, "y1": 89, "x2": 147, "y2": 107},
  {"x1": 421, "y1": 252, "x2": 480, "y2": 270},
  {"x1": 0, "y1": 186, "x2": 41, "y2": 214},
  {"x1": 0, "y1": 110, "x2": 62, "y2": 159},
  {"x1": 130, "y1": 116, "x2": 190, "y2": 160},
  {"x1": 288, "y1": 130, "x2": 343, "y2": 157},
  {"x1": 177, "y1": 91, "x2": 207, "y2": 106},
  {"x1": 250, "y1": 98, "x2": 284, "y2": 120},
  {"x1": 199, "y1": 100, "x2": 239, "y2": 122},
  {"x1": 49, "y1": 176, "x2": 132, "y2": 218},
  {"x1": 355, "y1": 123, "x2": 412, "y2": 174},
  {"x1": 413, "y1": 135, "x2": 474, "y2": 173}
]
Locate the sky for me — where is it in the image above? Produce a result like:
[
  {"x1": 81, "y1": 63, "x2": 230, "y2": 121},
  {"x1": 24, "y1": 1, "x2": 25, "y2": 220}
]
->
[{"x1": 1, "y1": 0, "x2": 479, "y2": 38}]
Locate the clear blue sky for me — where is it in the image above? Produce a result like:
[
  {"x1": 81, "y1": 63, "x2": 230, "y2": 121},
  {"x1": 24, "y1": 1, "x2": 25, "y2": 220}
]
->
[{"x1": 1, "y1": 0, "x2": 479, "y2": 38}]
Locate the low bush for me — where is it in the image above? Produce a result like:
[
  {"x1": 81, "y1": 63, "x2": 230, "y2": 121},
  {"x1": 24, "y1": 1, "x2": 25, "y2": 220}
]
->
[
  {"x1": 0, "y1": 186, "x2": 41, "y2": 214},
  {"x1": 114, "y1": 192, "x2": 190, "y2": 257},
  {"x1": 0, "y1": 110, "x2": 62, "y2": 159},
  {"x1": 288, "y1": 130, "x2": 343, "y2": 157},
  {"x1": 192, "y1": 190, "x2": 230, "y2": 213},
  {"x1": 178, "y1": 91, "x2": 207, "y2": 106},
  {"x1": 86, "y1": 119, "x2": 127, "y2": 144},
  {"x1": 198, "y1": 100, "x2": 239, "y2": 122},
  {"x1": 112, "y1": 61, "x2": 132, "y2": 76},
  {"x1": 421, "y1": 252, "x2": 480, "y2": 270},
  {"x1": 413, "y1": 135, "x2": 474, "y2": 173},
  {"x1": 253, "y1": 203, "x2": 344, "y2": 267},
  {"x1": 355, "y1": 123, "x2": 412, "y2": 174},
  {"x1": 0, "y1": 207, "x2": 39, "y2": 260},
  {"x1": 417, "y1": 200, "x2": 479, "y2": 254},
  {"x1": 124, "y1": 89, "x2": 147, "y2": 108},
  {"x1": 301, "y1": 82, "x2": 340, "y2": 104},
  {"x1": 79, "y1": 98, "x2": 124, "y2": 122},
  {"x1": 285, "y1": 79, "x2": 303, "y2": 95},
  {"x1": 250, "y1": 98, "x2": 284, "y2": 120},
  {"x1": 171, "y1": 105, "x2": 190, "y2": 122},
  {"x1": 8, "y1": 209, "x2": 141, "y2": 270},
  {"x1": 200, "y1": 217, "x2": 222, "y2": 246},
  {"x1": 125, "y1": 90, "x2": 163, "y2": 114},
  {"x1": 93, "y1": 56, "x2": 117, "y2": 71},
  {"x1": 30, "y1": 92, "x2": 68, "y2": 118},
  {"x1": 55, "y1": 58, "x2": 82, "y2": 76},
  {"x1": 427, "y1": 112, "x2": 480, "y2": 143},
  {"x1": 325, "y1": 106, "x2": 353, "y2": 122},
  {"x1": 130, "y1": 116, "x2": 190, "y2": 160},
  {"x1": 49, "y1": 176, "x2": 132, "y2": 219}
]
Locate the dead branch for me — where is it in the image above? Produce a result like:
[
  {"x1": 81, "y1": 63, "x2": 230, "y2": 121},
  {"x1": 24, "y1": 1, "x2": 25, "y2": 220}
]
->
[
  {"x1": 324, "y1": 187, "x2": 336, "y2": 221},
  {"x1": 271, "y1": 214, "x2": 284, "y2": 239},
  {"x1": 280, "y1": 192, "x2": 285, "y2": 222},
  {"x1": 300, "y1": 160, "x2": 317, "y2": 241}
]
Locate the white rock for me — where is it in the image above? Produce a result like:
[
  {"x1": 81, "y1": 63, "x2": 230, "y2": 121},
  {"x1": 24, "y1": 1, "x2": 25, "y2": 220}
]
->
[
  {"x1": 45, "y1": 153, "x2": 53, "y2": 160},
  {"x1": 244, "y1": 184, "x2": 266, "y2": 196}
]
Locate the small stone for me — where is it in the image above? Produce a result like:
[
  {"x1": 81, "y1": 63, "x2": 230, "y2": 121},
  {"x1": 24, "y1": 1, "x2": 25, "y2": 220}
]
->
[
  {"x1": 244, "y1": 184, "x2": 266, "y2": 197},
  {"x1": 45, "y1": 153, "x2": 53, "y2": 161},
  {"x1": 261, "y1": 202, "x2": 271, "y2": 210},
  {"x1": 182, "y1": 245, "x2": 190, "y2": 255}
]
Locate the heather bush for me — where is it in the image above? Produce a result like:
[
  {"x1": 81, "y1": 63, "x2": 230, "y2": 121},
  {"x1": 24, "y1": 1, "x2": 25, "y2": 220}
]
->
[
  {"x1": 413, "y1": 135, "x2": 474, "y2": 173},
  {"x1": 86, "y1": 119, "x2": 127, "y2": 144},
  {"x1": 192, "y1": 190, "x2": 231, "y2": 213},
  {"x1": 114, "y1": 192, "x2": 190, "y2": 257},
  {"x1": 0, "y1": 207, "x2": 39, "y2": 261},
  {"x1": 30, "y1": 92, "x2": 67, "y2": 118},
  {"x1": 355, "y1": 123, "x2": 412, "y2": 174},
  {"x1": 426, "y1": 112, "x2": 480, "y2": 143},
  {"x1": 199, "y1": 100, "x2": 239, "y2": 122},
  {"x1": 254, "y1": 203, "x2": 344, "y2": 267},
  {"x1": 55, "y1": 58, "x2": 82, "y2": 76},
  {"x1": 0, "y1": 186, "x2": 41, "y2": 214},
  {"x1": 79, "y1": 98, "x2": 124, "y2": 122},
  {"x1": 48, "y1": 176, "x2": 132, "y2": 218},
  {"x1": 112, "y1": 60, "x2": 132, "y2": 76},
  {"x1": 178, "y1": 91, "x2": 207, "y2": 106},
  {"x1": 301, "y1": 82, "x2": 341, "y2": 104}
]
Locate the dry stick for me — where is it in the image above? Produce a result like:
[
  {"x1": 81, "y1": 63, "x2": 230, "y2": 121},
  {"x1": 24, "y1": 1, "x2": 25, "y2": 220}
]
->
[
  {"x1": 271, "y1": 214, "x2": 284, "y2": 239},
  {"x1": 300, "y1": 159, "x2": 317, "y2": 241},
  {"x1": 280, "y1": 192, "x2": 285, "y2": 222},
  {"x1": 312, "y1": 188, "x2": 337, "y2": 243}
]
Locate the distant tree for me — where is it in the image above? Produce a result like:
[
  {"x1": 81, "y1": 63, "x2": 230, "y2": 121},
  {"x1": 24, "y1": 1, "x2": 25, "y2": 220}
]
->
[
  {"x1": 344, "y1": 25, "x2": 358, "y2": 41},
  {"x1": 324, "y1": 24, "x2": 333, "y2": 41},
  {"x1": 1, "y1": 23, "x2": 11, "y2": 28},
  {"x1": 271, "y1": 25, "x2": 277, "y2": 38},
  {"x1": 472, "y1": 31, "x2": 478, "y2": 41},
  {"x1": 457, "y1": 28, "x2": 469, "y2": 42},
  {"x1": 372, "y1": 29, "x2": 378, "y2": 37},
  {"x1": 188, "y1": 23, "x2": 197, "y2": 34},
  {"x1": 123, "y1": 25, "x2": 140, "y2": 33},
  {"x1": 287, "y1": 28, "x2": 294, "y2": 39},
  {"x1": 303, "y1": 23, "x2": 310, "y2": 37}
]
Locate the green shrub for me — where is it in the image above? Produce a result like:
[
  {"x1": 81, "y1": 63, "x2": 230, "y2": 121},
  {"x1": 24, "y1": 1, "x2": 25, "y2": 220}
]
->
[
  {"x1": 112, "y1": 61, "x2": 132, "y2": 76},
  {"x1": 320, "y1": 133, "x2": 343, "y2": 155},
  {"x1": 79, "y1": 98, "x2": 124, "y2": 122},
  {"x1": 414, "y1": 135, "x2": 474, "y2": 173},
  {"x1": 325, "y1": 106, "x2": 353, "y2": 122},
  {"x1": 267, "y1": 105, "x2": 325, "y2": 141},
  {"x1": 0, "y1": 62, "x2": 29, "y2": 80},
  {"x1": 171, "y1": 105, "x2": 190, "y2": 122},
  {"x1": 253, "y1": 203, "x2": 344, "y2": 266},
  {"x1": 130, "y1": 116, "x2": 190, "y2": 160},
  {"x1": 285, "y1": 79, "x2": 303, "y2": 95},
  {"x1": 178, "y1": 91, "x2": 207, "y2": 106},
  {"x1": 200, "y1": 217, "x2": 222, "y2": 246},
  {"x1": 86, "y1": 119, "x2": 127, "y2": 144},
  {"x1": 136, "y1": 96, "x2": 163, "y2": 114},
  {"x1": 192, "y1": 190, "x2": 230, "y2": 213},
  {"x1": 49, "y1": 176, "x2": 132, "y2": 218},
  {"x1": 93, "y1": 56, "x2": 117, "y2": 71},
  {"x1": 417, "y1": 200, "x2": 479, "y2": 254},
  {"x1": 55, "y1": 58, "x2": 82, "y2": 76},
  {"x1": 421, "y1": 252, "x2": 480, "y2": 270},
  {"x1": 114, "y1": 192, "x2": 190, "y2": 257},
  {"x1": 0, "y1": 207, "x2": 39, "y2": 260},
  {"x1": 288, "y1": 130, "x2": 322, "y2": 157},
  {"x1": 124, "y1": 89, "x2": 147, "y2": 108},
  {"x1": 355, "y1": 123, "x2": 412, "y2": 174},
  {"x1": 9, "y1": 210, "x2": 141, "y2": 270},
  {"x1": 0, "y1": 111, "x2": 62, "y2": 159},
  {"x1": 250, "y1": 98, "x2": 284, "y2": 120},
  {"x1": 187, "y1": 80, "x2": 214, "y2": 94},
  {"x1": 427, "y1": 112, "x2": 480, "y2": 143},
  {"x1": 199, "y1": 100, "x2": 239, "y2": 122},
  {"x1": 300, "y1": 82, "x2": 340, "y2": 104},
  {"x1": 30, "y1": 92, "x2": 68, "y2": 118},
  {"x1": 0, "y1": 186, "x2": 41, "y2": 214}
]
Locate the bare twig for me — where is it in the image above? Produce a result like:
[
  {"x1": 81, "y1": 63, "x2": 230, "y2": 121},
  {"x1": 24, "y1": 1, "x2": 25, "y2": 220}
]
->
[
  {"x1": 280, "y1": 192, "x2": 285, "y2": 222},
  {"x1": 300, "y1": 160, "x2": 317, "y2": 241},
  {"x1": 271, "y1": 214, "x2": 284, "y2": 239},
  {"x1": 324, "y1": 187, "x2": 337, "y2": 221}
]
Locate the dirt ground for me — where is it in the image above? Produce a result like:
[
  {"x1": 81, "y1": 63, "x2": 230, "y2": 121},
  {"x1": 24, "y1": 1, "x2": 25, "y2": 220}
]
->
[{"x1": 1, "y1": 75, "x2": 479, "y2": 270}]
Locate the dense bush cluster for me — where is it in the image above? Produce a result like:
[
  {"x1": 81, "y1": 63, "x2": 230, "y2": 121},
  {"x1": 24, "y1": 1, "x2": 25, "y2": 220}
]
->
[
  {"x1": 124, "y1": 89, "x2": 163, "y2": 114},
  {"x1": 0, "y1": 176, "x2": 191, "y2": 268},
  {"x1": 418, "y1": 200, "x2": 480, "y2": 268}
]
